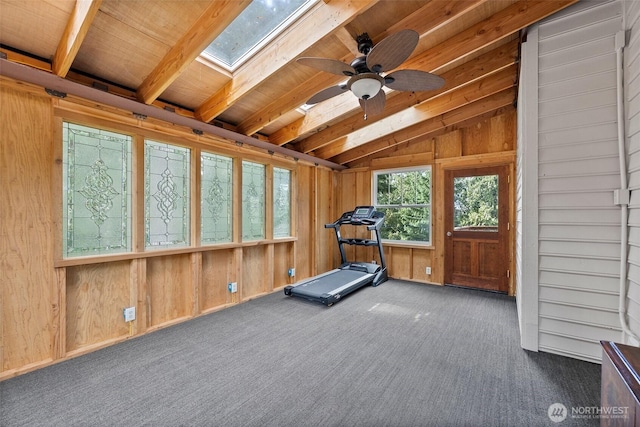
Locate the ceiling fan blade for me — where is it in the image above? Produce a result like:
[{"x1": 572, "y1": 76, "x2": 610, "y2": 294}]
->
[
  {"x1": 359, "y1": 89, "x2": 386, "y2": 118},
  {"x1": 384, "y1": 69, "x2": 445, "y2": 92},
  {"x1": 297, "y1": 57, "x2": 355, "y2": 76},
  {"x1": 366, "y1": 29, "x2": 419, "y2": 73},
  {"x1": 306, "y1": 85, "x2": 349, "y2": 105}
]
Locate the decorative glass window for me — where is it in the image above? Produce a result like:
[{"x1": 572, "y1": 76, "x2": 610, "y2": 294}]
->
[
  {"x1": 242, "y1": 161, "x2": 265, "y2": 240},
  {"x1": 373, "y1": 167, "x2": 432, "y2": 245},
  {"x1": 144, "y1": 140, "x2": 190, "y2": 249},
  {"x1": 201, "y1": 152, "x2": 233, "y2": 244},
  {"x1": 62, "y1": 122, "x2": 132, "y2": 258},
  {"x1": 273, "y1": 167, "x2": 291, "y2": 238}
]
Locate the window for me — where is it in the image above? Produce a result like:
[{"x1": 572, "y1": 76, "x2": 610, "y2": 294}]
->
[
  {"x1": 201, "y1": 152, "x2": 233, "y2": 244},
  {"x1": 453, "y1": 174, "x2": 499, "y2": 232},
  {"x1": 62, "y1": 122, "x2": 132, "y2": 257},
  {"x1": 373, "y1": 167, "x2": 432, "y2": 245},
  {"x1": 201, "y1": 0, "x2": 315, "y2": 71},
  {"x1": 144, "y1": 140, "x2": 191, "y2": 249},
  {"x1": 273, "y1": 167, "x2": 291, "y2": 238},
  {"x1": 242, "y1": 161, "x2": 265, "y2": 240},
  {"x1": 62, "y1": 122, "x2": 296, "y2": 257}
]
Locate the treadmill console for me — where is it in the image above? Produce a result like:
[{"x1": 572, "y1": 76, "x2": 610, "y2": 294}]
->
[{"x1": 351, "y1": 206, "x2": 375, "y2": 220}]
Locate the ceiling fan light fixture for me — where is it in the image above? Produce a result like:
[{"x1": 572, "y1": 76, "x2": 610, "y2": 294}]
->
[{"x1": 349, "y1": 74, "x2": 383, "y2": 100}]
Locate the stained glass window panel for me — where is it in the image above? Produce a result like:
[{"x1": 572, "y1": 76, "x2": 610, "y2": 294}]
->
[
  {"x1": 201, "y1": 152, "x2": 233, "y2": 244},
  {"x1": 62, "y1": 122, "x2": 132, "y2": 257},
  {"x1": 273, "y1": 167, "x2": 291, "y2": 238},
  {"x1": 242, "y1": 161, "x2": 265, "y2": 240},
  {"x1": 144, "y1": 140, "x2": 191, "y2": 249}
]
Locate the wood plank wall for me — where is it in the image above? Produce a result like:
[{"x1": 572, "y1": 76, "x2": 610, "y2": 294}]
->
[
  {"x1": 0, "y1": 74, "x2": 516, "y2": 379},
  {"x1": 341, "y1": 107, "x2": 517, "y2": 288},
  {"x1": 0, "y1": 77, "x2": 336, "y2": 379}
]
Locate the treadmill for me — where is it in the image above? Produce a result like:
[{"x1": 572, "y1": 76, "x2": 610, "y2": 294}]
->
[{"x1": 284, "y1": 206, "x2": 387, "y2": 306}]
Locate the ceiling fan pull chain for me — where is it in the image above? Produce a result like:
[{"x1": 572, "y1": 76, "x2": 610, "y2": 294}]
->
[{"x1": 363, "y1": 98, "x2": 368, "y2": 121}]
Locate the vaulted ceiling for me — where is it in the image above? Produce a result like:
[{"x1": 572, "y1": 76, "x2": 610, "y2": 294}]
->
[{"x1": 0, "y1": 0, "x2": 578, "y2": 169}]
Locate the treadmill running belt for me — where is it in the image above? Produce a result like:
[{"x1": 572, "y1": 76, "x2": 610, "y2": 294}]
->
[{"x1": 292, "y1": 269, "x2": 373, "y2": 298}]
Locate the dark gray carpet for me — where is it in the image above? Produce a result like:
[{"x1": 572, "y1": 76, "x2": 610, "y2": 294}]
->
[{"x1": 0, "y1": 280, "x2": 600, "y2": 427}]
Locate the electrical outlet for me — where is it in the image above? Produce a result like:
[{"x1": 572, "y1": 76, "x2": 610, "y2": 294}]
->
[
  {"x1": 123, "y1": 306, "x2": 136, "y2": 322},
  {"x1": 426, "y1": 267, "x2": 432, "y2": 275},
  {"x1": 288, "y1": 268, "x2": 295, "y2": 277},
  {"x1": 228, "y1": 282, "x2": 238, "y2": 293}
]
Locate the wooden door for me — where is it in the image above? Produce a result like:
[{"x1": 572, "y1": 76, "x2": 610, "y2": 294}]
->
[{"x1": 444, "y1": 166, "x2": 509, "y2": 293}]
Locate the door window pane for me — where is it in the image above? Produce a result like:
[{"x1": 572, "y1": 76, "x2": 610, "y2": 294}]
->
[
  {"x1": 201, "y1": 152, "x2": 233, "y2": 244},
  {"x1": 62, "y1": 122, "x2": 132, "y2": 257},
  {"x1": 145, "y1": 140, "x2": 191, "y2": 248},
  {"x1": 453, "y1": 175, "x2": 498, "y2": 231}
]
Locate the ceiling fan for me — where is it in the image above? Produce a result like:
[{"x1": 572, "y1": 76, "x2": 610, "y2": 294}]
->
[{"x1": 297, "y1": 29, "x2": 445, "y2": 120}]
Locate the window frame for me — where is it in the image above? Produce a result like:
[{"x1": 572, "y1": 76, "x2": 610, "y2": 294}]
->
[
  {"x1": 272, "y1": 166, "x2": 292, "y2": 239},
  {"x1": 241, "y1": 160, "x2": 267, "y2": 242},
  {"x1": 372, "y1": 165, "x2": 433, "y2": 246},
  {"x1": 57, "y1": 115, "x2": 298, "y2": 265}
]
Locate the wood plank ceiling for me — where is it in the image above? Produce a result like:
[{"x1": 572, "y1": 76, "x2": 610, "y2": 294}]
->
[{"x1": 0, "y1": 0, "x2": 578, "y2": 169}]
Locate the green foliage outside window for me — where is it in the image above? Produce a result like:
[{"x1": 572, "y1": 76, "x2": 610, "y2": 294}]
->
[
  {"x1": 374, "y1": 168, "x2": 431, "y2": 244},
  {"x1": 453, "y1": 175, "x2": 498, "y2": 230}
]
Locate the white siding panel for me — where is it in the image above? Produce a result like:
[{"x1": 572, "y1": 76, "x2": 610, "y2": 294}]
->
[
  {"x1": 538, "y1": 0, "x2": 619, "y2": 40},
  {"x1": 539, "y1": 156, "x2": 621, "y2": 177},
  {"x1": 538, "y1": 105, "x2": 617, "y2": 133},
  {"x1": 538, "y1": 333, "x2": 606, "y2": 362},
  {"x1": 539, "y1": 302, "x2": 619, "y2": 327},
  {"x1": 535, "y1": 0, "x2": 623, "y2": 361},
  {"x1": 539, "y1": 317, "x2": 621, "y2": 341},
  {"x1": 539, "y1": 52, "x2": 616, "y2": 86},
  {"x1": 539, "y1": 89, "x2": 617, "y2": 117},
  {"x1": 538, "y1": 207, "x2": 620, "y2": 225},
  {"x1": 539, "y1": 285, "x2": 618, "y2": 309},
  {"x1": 539, "y1": 70, "x2": 616, "y2": 102},
  {"x1": 539, "y1": 239, "x2": 620, "y2": 258},
  {"x1": 539, "y1": 224, "x2": 620, "y2": 241},
  {"x1": 540, "y1": 255, "x2": 620, "y2": 276},
  {"x1": 539, "y1": 37, "x2": 615, "y2": 72},
  {"x1": 538, "y1": 190, "x2": 614, "y2": 208},
  {"x1": 625, "y1": 0, "x2": 640, "y2": 343},
  {"x1": 538, "y1": 174, "x2": 620, "y2": 192},
  {"x1": 538, "y1": 139, "x2": 619, "y2": 162},
  {"x1": 539, "y1": 270, "x2": 620, "y2": 293},
  {"x1": 539, "y1": 122, "x2": 618, "y2": 147}
]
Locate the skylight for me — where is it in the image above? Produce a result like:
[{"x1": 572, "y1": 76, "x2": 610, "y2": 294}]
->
[{"x1": 201, "y1": 0, "x2": 315, "y2": 71}]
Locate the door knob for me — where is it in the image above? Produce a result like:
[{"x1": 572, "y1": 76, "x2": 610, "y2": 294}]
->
[{"x1": 446, "y1": 231, "x2": 452, "y2": 237}]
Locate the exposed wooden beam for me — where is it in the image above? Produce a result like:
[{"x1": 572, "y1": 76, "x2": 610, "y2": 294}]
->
[
  {"x1": 136, "y1": 0, "x2": 251, "y2": 104},
  {"x1": 195, "y1": 0, "x2": 377, "y2": 123},
  {"x1": 410, "y1": 0, "x2": 579, "y2": 73},
  {"x1": 294, "y1": 38, "x2": 518, "y2": 153},
  {"x1": 258, "y1": 0, "x2": 488, "y2": 141},
  {"x1": 313, "y1": 64, "x2": 517, "y2": 160},
  {"x1": 377, "y1": 0, "x2": 489, "y2": 43},
  {"x1": 335, "y1": 27, "x2": 361, "y2": 57},
  {"x1": 332, "y1": 88, "x2": 516, "y2": 164},
  {"x1": 52, "y1": 0, "x2": 102, "y2": 77},
  {"x1": 284, "y1": 0, "x2": 576, "y2": 145}
]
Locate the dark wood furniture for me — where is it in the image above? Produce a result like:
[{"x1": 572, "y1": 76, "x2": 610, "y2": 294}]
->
[{"x1": 601, "y1": 341, "x2": 640, "y2": 426}]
